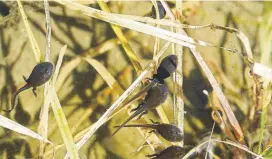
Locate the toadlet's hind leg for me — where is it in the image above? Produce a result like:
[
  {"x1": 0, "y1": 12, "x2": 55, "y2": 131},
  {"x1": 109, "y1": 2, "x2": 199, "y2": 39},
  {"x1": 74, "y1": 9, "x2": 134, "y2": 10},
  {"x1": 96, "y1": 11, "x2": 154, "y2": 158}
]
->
[
  {"x1": 32, "y1": 87, "x2": 37, "y2": 97},
  {"x1": 22, "y1": 75, "x2": 27, "y2": 82},
  {"x1": 149, "y1": 119, "x2": 160, "y2": 125},
  {"x1": 137, "y1": 110, "x2": 148, "y2": 120},
  {"x1": 146, "y1": 154, "x2": 159, "y2": 158},
  {"x1": 130, "y1": 104, "x2": 143, "y2": 113},
  {"x1": 148, "y1": 129, "x2": 156, "y2": 134}
]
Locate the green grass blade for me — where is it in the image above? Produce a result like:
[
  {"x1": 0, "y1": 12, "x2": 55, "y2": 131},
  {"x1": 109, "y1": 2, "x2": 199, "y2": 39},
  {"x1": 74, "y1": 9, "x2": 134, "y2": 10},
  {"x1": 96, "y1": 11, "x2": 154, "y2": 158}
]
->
[
  {"x1": 50, "y1": 88, "x2": 80, "y2": 159},
  {"x1": 97, "y1": 1, "x2": 143, "y2": 75},
  {"x1": 16, "y1": 0, "x2": 42, "y2": 62},
  {"x1": 50, "y1": 45, "x2": 79, "y2": 159}
]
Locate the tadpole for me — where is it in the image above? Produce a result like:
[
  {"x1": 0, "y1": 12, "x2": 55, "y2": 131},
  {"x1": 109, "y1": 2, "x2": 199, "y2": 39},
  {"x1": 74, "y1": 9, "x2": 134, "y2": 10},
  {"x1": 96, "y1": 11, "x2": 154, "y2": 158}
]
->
[
  {"x1": 147, "y1": 146, "x2": 184, "y2": 159},
  {"x1": 153, "y1": 54, "x2": 178, "y2": 83},
  {"x1": 3, "y1": 62, "x2": 54, "y2": 112},
  {"x1": 0, "y1": 2, "x2": 10, "y2": 16},
  {"x1": 114, "y1": 120, "x2": 183, "y2": 142},
  {"x1": 151, "y1": 1, "x2": 166, "y2": 19}
]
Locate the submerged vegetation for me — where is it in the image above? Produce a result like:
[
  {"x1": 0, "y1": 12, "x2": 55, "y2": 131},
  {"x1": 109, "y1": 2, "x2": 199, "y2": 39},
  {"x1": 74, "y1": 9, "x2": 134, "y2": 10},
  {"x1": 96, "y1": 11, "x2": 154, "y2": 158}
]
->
[{"x1": 0, "y1": 1, "x2": 271, "y2": 159}]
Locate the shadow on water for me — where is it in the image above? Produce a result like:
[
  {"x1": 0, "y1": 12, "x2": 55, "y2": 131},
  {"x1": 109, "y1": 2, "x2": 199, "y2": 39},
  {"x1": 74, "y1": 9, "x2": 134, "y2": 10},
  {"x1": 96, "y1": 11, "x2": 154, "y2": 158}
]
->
[
  {"x1": 0, "y1": 1, "x2": 266, "y2": 158},
  {"x1": 0, "y1": 138, "x2": 32, "y2": 159},
  {"x1": 183, "y1": 66, "x2": 218, "y2": 144},
  {"x1": 0, "y1": 29, "x2": 31, "y2": 125}
]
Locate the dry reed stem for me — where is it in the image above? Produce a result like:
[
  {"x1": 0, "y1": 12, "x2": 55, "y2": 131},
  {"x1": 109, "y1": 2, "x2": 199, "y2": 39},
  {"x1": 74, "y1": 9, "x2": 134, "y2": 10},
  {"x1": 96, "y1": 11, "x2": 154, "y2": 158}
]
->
[
  {"x1": 67, "y1": 42, "x2": 171, "y2": 156},
  {"x1": 38, "y1": 1, "x2": 52, "y2": 157},
  {"x1": 205, "y1": 122, "x2": 215, "y2": 159},
  {"x1": 0, "y1": 115, "x2": 52, "y2": 143},
  {"x1": 163, "y1": 0, "x2": 185, "y2": 147},
  {"x1": 182, "y1": 139, "x2": 263, "y2": 159}
]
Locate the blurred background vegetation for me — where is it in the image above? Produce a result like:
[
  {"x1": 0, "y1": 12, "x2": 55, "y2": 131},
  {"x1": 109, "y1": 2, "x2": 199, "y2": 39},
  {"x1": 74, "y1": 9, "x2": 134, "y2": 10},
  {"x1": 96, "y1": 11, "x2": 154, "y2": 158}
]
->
[{"x1": 0, "y1": 1, "x2": 271, "y2": 159}]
